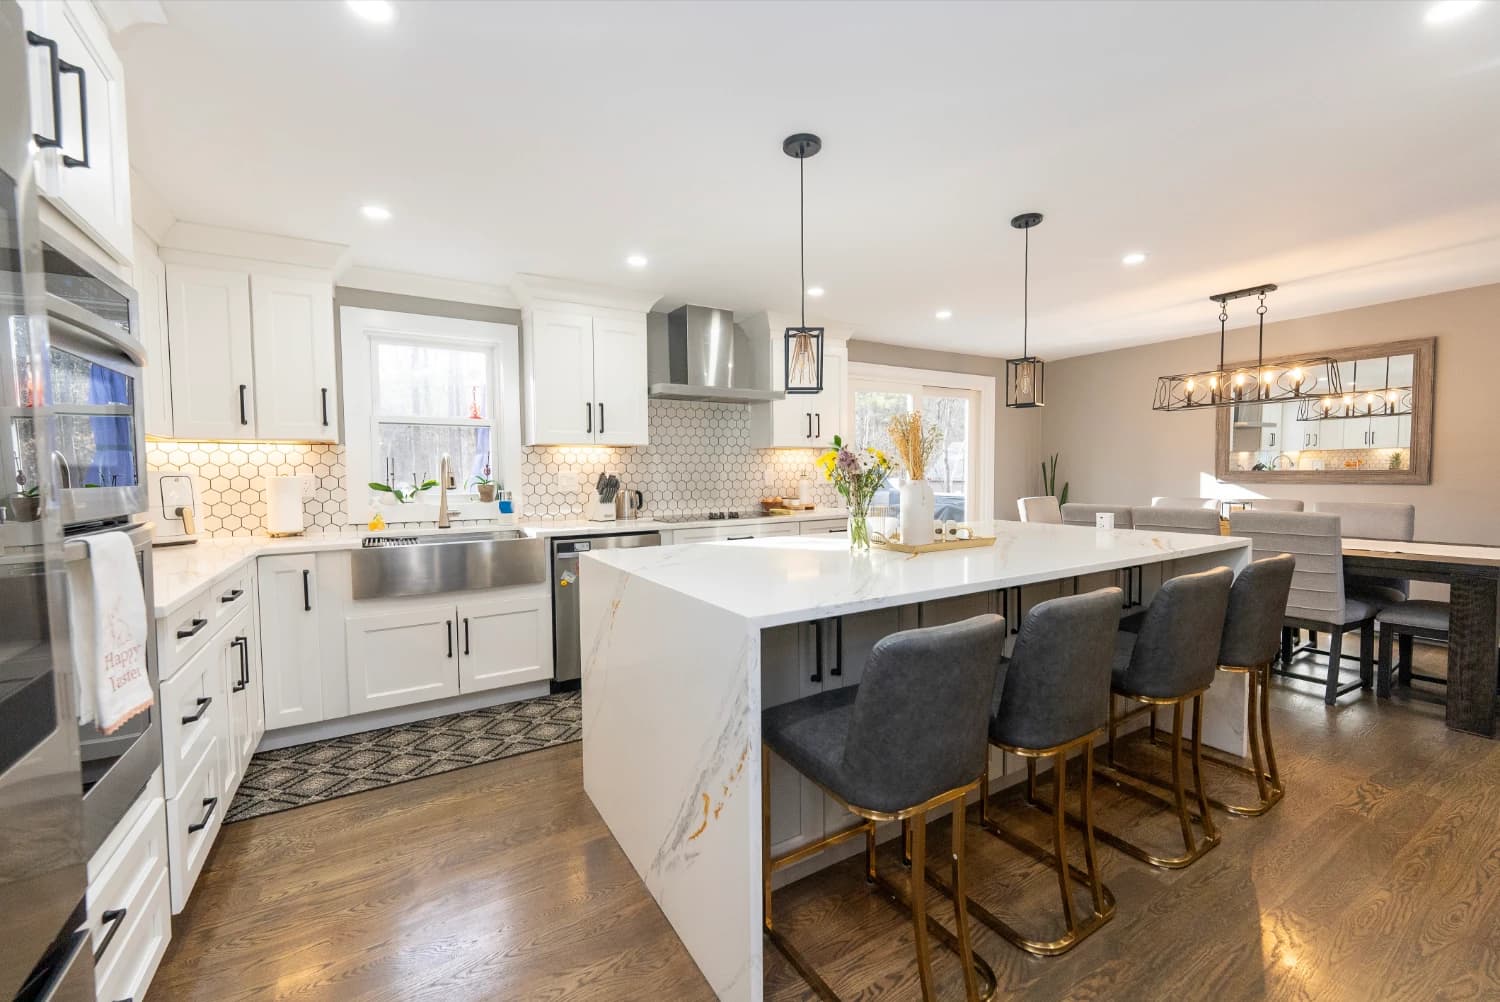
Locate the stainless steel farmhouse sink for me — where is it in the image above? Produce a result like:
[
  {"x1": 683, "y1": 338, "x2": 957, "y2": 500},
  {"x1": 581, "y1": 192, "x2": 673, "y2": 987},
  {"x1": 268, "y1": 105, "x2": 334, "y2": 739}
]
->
[{"x1": 350, "y1": 530, "x2": 547, "y2": 600}]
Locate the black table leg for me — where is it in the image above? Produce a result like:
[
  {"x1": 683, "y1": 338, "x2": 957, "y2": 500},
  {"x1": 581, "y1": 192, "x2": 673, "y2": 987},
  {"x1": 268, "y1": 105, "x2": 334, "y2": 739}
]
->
[{"x1": 1447, "y1": 574, "x2": 1500, "y2": 738}]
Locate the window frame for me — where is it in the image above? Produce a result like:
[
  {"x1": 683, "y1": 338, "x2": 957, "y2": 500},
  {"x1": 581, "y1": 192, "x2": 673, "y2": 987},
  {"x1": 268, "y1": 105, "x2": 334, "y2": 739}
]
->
[{"x1": 340, "y1": 307, "x2": 522, "y2": 525}]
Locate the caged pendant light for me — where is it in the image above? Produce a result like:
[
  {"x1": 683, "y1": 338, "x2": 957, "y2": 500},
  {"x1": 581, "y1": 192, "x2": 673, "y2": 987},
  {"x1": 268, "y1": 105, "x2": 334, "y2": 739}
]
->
[
  {"x1": 1005, "y1": 212, "x2": 1046, "y2": 408},
  {"x1": 782, "y1": 133, "x2": 824, "y2": 394}
]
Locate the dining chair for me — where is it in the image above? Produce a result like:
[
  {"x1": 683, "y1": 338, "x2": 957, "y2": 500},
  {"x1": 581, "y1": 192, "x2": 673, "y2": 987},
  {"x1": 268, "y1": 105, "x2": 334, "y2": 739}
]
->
[
  {"x1": 1130, "y1": 506, "x2": 1221, "y2": 535},
  {"x1": 1150, "y1": 497, "x2": 1217, "y2": 509},
  {"x1": 1227, "y1": 510, "x2": 1376, "y2": 706},
  {"x1": 1060, "y1": 503, "x2": 1134, "y2": 529},
  {"x1": 1244, "y1": 499, "x2": 1304, "y2": 512},
  {"x1": 1018, "y1": 496, "x2": 1062, "y2": 523},
  {"x1": 1310, "y1": 501, "x2": 1415, "y2": 608}
]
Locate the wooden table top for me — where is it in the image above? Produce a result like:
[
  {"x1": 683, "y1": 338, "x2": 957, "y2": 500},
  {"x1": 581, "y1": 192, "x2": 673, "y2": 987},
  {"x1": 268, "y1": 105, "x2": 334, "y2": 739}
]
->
[{"x1": 1342, "y1": 537, "x2": 1500, "y2": 579}]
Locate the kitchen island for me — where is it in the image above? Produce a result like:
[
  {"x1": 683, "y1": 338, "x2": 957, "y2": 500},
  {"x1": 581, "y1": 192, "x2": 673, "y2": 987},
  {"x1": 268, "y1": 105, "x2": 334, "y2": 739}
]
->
[{"x1": 579, "y1": 521, "x2": 1252, "y2": 1001}]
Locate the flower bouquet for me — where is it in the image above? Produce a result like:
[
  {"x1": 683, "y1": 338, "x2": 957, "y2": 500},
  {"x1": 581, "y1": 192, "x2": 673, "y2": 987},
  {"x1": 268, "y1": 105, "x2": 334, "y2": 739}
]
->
[{"x1": 816, "y1": 435, "x2": 892, "y2": 551}]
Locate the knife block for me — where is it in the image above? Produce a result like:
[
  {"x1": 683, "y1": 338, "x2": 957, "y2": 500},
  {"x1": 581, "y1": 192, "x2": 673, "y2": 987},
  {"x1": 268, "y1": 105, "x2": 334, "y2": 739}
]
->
[{"x1": 588, "y1": 497, "x2": 617, "y2": 522}]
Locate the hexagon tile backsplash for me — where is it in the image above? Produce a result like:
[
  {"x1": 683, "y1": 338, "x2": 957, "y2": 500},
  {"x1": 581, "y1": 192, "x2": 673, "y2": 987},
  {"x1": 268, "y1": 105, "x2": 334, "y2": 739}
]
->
[{"x1": 147, "y1": 400, "x2": 839, "y2": 537}]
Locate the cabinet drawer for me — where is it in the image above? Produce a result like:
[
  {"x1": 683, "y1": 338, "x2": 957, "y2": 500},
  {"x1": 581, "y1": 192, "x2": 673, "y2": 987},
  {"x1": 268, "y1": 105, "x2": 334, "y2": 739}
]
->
[
  {"x1": 94, "y1": 869, "x2": 171, "y2": 1002},
  {"x1": 210, "y1": 564, "x2": 255, "y2": 627},
  {"x1": 798, "y1": 517, "x2": 848, "y2": 535},
  {"x1": 166, "y1": 733, "x2": 226, "y2": 913},
  {"x1": 752, "y1": 522, "x2": 801, "y2": 538},
  {"x1": 158, "y1": 591, "x2": 214, "y2": 681},
  {"x1": 89, "y1": 797, "x2": 169, "y2": 996},
  {"x1": 159, "y1": 635, "x2": 227, "y2": 797}
]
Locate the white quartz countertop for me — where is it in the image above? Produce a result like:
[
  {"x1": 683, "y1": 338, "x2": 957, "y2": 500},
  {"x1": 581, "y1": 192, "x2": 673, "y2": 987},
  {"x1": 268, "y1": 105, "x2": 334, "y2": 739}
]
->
[
  {"x1": 582, "y1": 520, "x2": 1251, "y2": 628},
  {"x1": 148, "y1": 509, "x2": 846, "y2": 619}
]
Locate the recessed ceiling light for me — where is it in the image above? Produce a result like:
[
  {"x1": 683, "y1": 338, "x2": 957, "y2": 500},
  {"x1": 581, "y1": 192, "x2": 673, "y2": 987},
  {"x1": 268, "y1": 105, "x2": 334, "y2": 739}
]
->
[
  {"x1": 346, "y1": 0, "x2": 397, "y2": 24},
  {"x1": 626, "y1": 254, "x2": 648, "y2": 268},
  {"x1": 806, "y1": 286, "x2": 825, "y2": 298},
  {"x1": 935, "y1": 309, "x2": 953, "y2": 320},
  {"x1": 360, "y1": 204, "x2": 391, "y2": 222},
  {"x1": 1122, "y1": 251, "x2": 1148, "y2": 266},
  {"x1": 1425, "y1": 0, "x2": 1482, "y2": 24}
]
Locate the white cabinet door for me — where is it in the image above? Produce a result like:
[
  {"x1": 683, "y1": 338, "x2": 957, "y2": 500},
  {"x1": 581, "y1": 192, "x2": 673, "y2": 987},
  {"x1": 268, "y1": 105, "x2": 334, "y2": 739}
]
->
[
  {"x1": 166, "y1": 264, "x2": 255, "y2": 440},
  {"x1": 811, "y1": 343, "x2": 846, "y2": 448},
  {"x1": 751, "y1": 338, "x2": 846, "y2": 448},
  {"x1": 250, "y1": 274, "x2": 337, "y2": 442},
  {"x1": 257, "y1": 554, "x2": 324, "y2": 730},
  {"x1": 224, "y1": 604, "x2": 260, "y2": 785},
  {"x1": 345, "y1": 604, "x2": 460, "y2": 714},
  {"x1": 457, "y1": 591, "x2": 552, "y2": 692},
  {"x1": 1368, "y1": 415, "x2": 1401, "y2": 449},
  {"x1": 591, "y1": 315, "x2": 649, "y2": 446},
  {"x1": 22, "y1": 0, "x2": 133, "y2": 262},
  {"x1": 525, "y1": 309, "x2": 595, "y2": 445},
  {"x1": 762, "y1": 623, "x2": 825, "y2": 858},
  {"x1": 133, "y1": 229, "x2": 172, "y2": 437}
]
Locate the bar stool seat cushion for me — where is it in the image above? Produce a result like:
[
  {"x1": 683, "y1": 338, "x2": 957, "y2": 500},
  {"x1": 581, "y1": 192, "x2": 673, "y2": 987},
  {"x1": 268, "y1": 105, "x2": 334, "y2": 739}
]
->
[
  {"x1": 1110, "y1": 633, "x2": 1138, "y2": 691},
  {"x1": 762, "y1": 686, "x2": 860, "y2": 798},
  {"x1": 1349, "y1": 583, "x2": 1408, "y2": 610},
  {"x1": 1376, "y1": 599, "x2": 1449, "y2": 634}
]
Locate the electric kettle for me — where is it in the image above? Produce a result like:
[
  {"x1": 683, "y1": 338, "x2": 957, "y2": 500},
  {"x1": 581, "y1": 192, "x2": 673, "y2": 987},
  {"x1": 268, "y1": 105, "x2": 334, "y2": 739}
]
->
[{"x1": 614, "y1": 488, "x2": 644, "y2": 520}]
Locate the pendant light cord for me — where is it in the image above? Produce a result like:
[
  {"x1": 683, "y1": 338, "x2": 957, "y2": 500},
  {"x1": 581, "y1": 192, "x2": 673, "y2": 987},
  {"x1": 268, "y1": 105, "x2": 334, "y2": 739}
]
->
[
  {"x1": 799, "y1": 152, "x2": 806, "y2": 329},
  {"x1": 1256, "y1": 292, "x2": 1267, "y2": 400},
  {"x1": 1022, "y1": 224, "x2": 1029, "y2": 358}
]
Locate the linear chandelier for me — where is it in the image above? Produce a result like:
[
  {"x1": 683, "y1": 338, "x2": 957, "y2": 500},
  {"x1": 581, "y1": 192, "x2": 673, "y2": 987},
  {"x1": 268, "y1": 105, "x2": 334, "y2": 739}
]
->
[
  {"x1": 1295, "y1": 357, "x2": 1412, "y2": 421},
  {"x1": 1152, "y1": 284, "x2": 1342, "y2": 412}
]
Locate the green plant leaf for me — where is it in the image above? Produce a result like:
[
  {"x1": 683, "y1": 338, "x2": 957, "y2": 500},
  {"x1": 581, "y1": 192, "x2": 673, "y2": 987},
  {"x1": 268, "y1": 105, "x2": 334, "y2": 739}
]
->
[{"x1": 368, "y1": 482, "x2": 394, "y2": 493}]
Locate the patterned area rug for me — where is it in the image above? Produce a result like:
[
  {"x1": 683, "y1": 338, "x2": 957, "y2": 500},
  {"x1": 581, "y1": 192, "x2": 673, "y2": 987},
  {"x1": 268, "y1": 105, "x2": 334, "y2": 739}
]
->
[{"x1": 225, "y1": 691, "x2": 581, "y2": 823}]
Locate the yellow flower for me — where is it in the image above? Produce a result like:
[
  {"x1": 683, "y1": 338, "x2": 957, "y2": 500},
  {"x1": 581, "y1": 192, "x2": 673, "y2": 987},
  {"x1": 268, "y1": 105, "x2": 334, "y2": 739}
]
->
[{"x1": 816, "y1": 450, "x2": 838, "y2": 480}]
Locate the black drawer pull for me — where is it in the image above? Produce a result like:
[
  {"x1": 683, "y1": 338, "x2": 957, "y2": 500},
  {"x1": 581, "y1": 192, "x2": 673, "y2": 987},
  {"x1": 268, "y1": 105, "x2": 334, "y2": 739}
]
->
[
  {"x1": 303, "y1": 569, "x2": 312, "y2": 611},
  {"x1": 727, "y1": 535, "x2": 753, "y2": 541},
  {"x1": 815, "y1": 412, "x2": 821, "y2": 438},
  {"x1": 463, "y1": 618, "x2": 470, "y2": 656},
  {"x1": 585, "y1": 401, "x2": 592, "y2": 434},
  {"x1": 239, "y1": 383, "x2": 249, "y2": 425},
  {"x1": 25, "y1": 32, "x2": 63, "y2": 151},
  {"x1": 58, "y1": 58, "x2": 89, "y2": 169},
  {"x1": 231, "y1": 637, "x2": 248, "y2": 691},
  {"x1": 180, "y1": 696, "x2": 211, "y2": 725},
  {"x1": 220, "y1": 588, "x2": 243, "y2": 603},
  {"x1": 811, "y1": 620, "x2": 824, "y2": 683},
  {"x1": 93, "y1": 907, "x2": 127, "y2": 962},
  {"x1": 598, "y1": 402, "x2": 605, "y2": 434},
  {"x1": 321, "y1": 387, "x2": 330, "y2": 426},
  {"x1": 446, "y1": 620, "x2": 453, "y2": 659},
  {"x1": 176, "y1": 617, "x2": 208, "y2": 639},
  {"x1": 187, "y1": 796, "x2": 218, "y2": 834}
]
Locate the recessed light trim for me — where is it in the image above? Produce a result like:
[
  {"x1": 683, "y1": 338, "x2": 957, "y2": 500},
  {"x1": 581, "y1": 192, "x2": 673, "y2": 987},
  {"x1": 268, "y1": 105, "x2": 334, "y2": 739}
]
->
[
  {"x1": 346, "y1": 0, "x2": 397, "y2": 24},
  {"x1": 806, "y1": 286, "x2": 825, "y2": 298},
  {"x1": 626, "y1": 254, "x2": 648, "y2": 268},
  {"x1": 1122, "y1": 251, "x2": 1148, "y2": 266},
  {"x1": 360, "y1": 204, "x2": 392, "y2": 222},
  {"x1": 935, "y1": 309, "x2": 953, "y2": 320},
  {"x1": 1425, "y1": 0, "x2": 1482, "y2": 24}
]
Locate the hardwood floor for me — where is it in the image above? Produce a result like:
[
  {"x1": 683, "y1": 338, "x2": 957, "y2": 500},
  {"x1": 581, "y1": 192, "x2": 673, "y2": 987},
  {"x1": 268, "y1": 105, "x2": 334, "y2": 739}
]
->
[{"x1": 152, "y1": 648, "x2": 1500, "y2": 1001}]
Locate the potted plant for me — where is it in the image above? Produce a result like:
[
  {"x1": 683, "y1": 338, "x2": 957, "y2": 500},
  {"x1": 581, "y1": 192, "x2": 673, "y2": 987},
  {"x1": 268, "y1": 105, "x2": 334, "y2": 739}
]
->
[
  {"x1": 816, "y1": 435, "x2": 892, "y2": 552},
  {"x1": 367, "y1": 478, "x2": 438, "y2": 505},
  {"x1": 6, "y1": 482, "x2": 40, "y2": 522},
  {"x1": 888, "y1": 412, "x2": 943, "y2": 546},
  {"x1": 471, "y1": 465, "x2": 498, "y2": 503},
  {"x1": 1041, "y1": 452, "x2": 1069, "y2": 506}
]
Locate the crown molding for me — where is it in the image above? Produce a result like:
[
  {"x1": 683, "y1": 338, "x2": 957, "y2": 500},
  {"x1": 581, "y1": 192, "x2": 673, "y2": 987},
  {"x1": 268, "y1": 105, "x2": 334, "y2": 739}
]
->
[
  {"x1": 337, "y1": 266, "x2": 518, "y2": 309},
  {"x1": 510, "y1": 273, "x2": 661, "y2": 313}
]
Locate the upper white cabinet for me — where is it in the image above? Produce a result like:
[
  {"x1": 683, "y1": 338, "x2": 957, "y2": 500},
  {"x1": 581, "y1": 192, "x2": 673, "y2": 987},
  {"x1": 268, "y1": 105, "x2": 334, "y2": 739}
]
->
[
  {"x1": 513, "y1": 275, "x2": 658, "y2": 448},
  {"x1": 745, "y1": 313, "x2": 848, "y2": 449},
  {"x1": 21, "y1": 0, "x2": 133, "y2": 262},
  {"x1": 133, "y1": 227, "x2": 173, "y2": 437},
  {"x1": 162, "y1": 252, "x2": 337, "y2": 442}
]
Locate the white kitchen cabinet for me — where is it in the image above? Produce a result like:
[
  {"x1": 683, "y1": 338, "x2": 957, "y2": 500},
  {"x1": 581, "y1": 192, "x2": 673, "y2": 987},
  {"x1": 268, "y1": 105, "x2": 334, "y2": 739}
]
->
[
  {"x1": 165, "y1": 263, "x2": 255, "y2": 440},
  {"x1": 762, "y1": 623, "x2": 824, "y2": 859},
  {"x1": 748, "y1": 321, "x2": 848, "y2": 449},
  {"x1": 133, "y1": 228, "x2": 173, "y2": 437},
  {"x1": 223, "y1": 602, "x2": 264, "y2": 786},
  {"x1": 522, "y1": 307, "x2": 650, "y2": 447},
  {"x1": 457, "y1": 590, "x2": 552, "y2": 693},
  {"x1": 345, "y1": 603, "x2": 461, "y2": 714},
  {"x1": 670, "y1": 521, "x2": 802, "y2": 544},
  {"x1": 798, "y1": 517, "x2": 849, "y2": 536},
  {"x1": 257, "y1": 554, "x2": 325, "y2": 729},
  {"x1": 250, "y1": 273, "x2": 338, "y2": 441},
  {"x1": 21, "y1": 0, "x2": 133, "y2": 262}
]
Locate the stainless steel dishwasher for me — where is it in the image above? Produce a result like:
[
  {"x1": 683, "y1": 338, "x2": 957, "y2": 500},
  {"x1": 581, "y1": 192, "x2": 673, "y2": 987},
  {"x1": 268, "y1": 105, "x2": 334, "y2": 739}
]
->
[{"x1": 552, "y1": 531, "x2": 661, "y2": 689}]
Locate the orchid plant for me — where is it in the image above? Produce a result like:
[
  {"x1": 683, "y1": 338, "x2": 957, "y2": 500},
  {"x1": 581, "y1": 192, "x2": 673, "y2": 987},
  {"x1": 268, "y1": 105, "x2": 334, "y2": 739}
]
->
[{"x1": 816, "y1": 435, "x2": 892, "y2": 550}]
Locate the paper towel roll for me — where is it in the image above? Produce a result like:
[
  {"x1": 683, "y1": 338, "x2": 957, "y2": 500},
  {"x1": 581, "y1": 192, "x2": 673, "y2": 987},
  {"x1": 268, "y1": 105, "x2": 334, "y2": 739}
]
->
[{"x1": 266, "y1": 476, "x2": 306, "y2": 536}]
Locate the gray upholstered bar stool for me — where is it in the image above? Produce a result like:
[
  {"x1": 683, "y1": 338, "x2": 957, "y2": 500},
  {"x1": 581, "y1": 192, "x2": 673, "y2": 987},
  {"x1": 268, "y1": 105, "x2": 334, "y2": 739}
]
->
[
  {"x1": 926, "y1": 588, "x2": 1123, "y2": 957},
  {"x1": 761, "y1": 615, "x2": 1004, "y2": 1002},
  {"x1": 1183, "y1": 554, "x2": 1296, "y2": 816},
  {"x1": 1096, "y1": 566, "x2": 1233, "y2": 868}
]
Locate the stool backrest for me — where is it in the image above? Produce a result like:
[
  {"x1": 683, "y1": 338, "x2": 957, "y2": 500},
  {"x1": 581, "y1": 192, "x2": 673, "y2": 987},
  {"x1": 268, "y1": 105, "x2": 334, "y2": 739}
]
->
[
  {"x1": 843, "y1": 614, "x2": 1005, "y2": 808},
  {"x1": 1060, "y1": 503, "x2": 1134, "y2": 529},
  {"x1": 1131, "y1": 506, "x2": 1222, "y2": 535},
  {"x1": 1311, "y1": 501, "x2": 1415, "y2": 541},
  {"x1": 1152, "y1": 496, "x2": 1216, "y2": 509},
  {"x1": 1228, "y1": 510, "x2": 1346, "y2": 623},
  {"x1": 1119, "y1": 567, "x2": 1233, "y2": 699},
  {"x1": 992, "y1": 587, "x2": 1123, "y2": 750},
  {"x1": 1017, "y1": 496, "x2": 1062, "y2": 523},
  {"x1": 1245, "y1": 498, "x2": 1304, "y2": 512},
  {"x1": 1219, "y1": 554, "x2": 1296, "y2": 668}
]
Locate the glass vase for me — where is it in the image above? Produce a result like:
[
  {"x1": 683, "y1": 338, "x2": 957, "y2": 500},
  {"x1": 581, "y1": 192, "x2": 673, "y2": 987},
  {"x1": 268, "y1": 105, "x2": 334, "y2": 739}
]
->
[{"x1": 847, "y1": 497, "x2": 873, "y2": 552}]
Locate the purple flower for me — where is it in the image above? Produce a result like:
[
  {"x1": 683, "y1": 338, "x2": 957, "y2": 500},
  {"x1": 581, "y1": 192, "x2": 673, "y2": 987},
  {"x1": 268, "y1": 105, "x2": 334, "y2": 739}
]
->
[{"x1": 836, "y1": 448, "x2": 862, "y2": 478}]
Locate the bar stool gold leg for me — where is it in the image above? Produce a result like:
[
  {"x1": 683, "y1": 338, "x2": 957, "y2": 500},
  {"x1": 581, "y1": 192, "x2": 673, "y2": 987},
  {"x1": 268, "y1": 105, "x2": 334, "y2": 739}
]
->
[
  {"x1": 1150, "y1": 662, "x2": 1284, "y2": 816},
  {"x1": 1051, "y1": 750, "x2": 1076, "y2": 933},
  {"x1": 908, "y1": 811, "x2": 936, "y2": 1001},
  {"x1": 1190, "y1": 696, "x2": 1218, "y2": 844},
  {"x1": 1170, "y1": 702, "x2": 1194, "y2": 851},
  {"x1": 949, "y1": 799, "x2": 980, "y2": 1002},
  {"x1": 1080, "y1": 750, "x2": 1106, "y2": 915}
]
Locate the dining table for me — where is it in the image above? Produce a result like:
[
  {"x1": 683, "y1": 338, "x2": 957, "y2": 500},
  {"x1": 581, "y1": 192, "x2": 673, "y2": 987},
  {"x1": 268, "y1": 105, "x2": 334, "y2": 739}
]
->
[{"x1": 1342, "y1": 537, "x2": 1500, "y2": 738}]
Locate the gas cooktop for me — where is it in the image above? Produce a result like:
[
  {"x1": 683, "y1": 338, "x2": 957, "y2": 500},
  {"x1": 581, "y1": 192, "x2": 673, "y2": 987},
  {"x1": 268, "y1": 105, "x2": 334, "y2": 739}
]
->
[{"x1": 653, "y1": 510, "x2": 763, "y2": 524}]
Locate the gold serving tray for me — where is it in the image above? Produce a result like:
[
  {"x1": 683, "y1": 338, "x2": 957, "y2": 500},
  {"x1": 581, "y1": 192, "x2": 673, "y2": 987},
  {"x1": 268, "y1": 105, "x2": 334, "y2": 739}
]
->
[{"x1": 873, "y1": 535, "x2": 997, "y2": 555}]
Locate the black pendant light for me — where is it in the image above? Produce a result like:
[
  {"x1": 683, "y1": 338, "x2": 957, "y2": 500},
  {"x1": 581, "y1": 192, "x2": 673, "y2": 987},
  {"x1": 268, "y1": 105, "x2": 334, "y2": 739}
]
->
[
  {"x1": 1005, "y1": 212, "x2": 1045, "y2": 408},
  {"x1": 783, "y1": 132, "x2": 824, "y2": 394}
]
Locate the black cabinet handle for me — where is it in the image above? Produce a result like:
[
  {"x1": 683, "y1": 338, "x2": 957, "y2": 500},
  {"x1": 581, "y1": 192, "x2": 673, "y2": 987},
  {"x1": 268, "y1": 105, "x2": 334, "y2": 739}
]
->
[
  {"x1": 231, "y1": 637, "x2": 248, "y2": 691},
  {"x1": 220, "y1": 588, "x2": 243, "y2": 604},
  {"x1": 727, "y1": 535, "x2": 753, "y2": 541},
  {"x1": 321, "y1": 387, "x2": 330, "y2": 426},
  {"x1": 815, "y1": 413, "x2": 821, "y2": 439},
  {"x1": 446, "y1": 620, "x2": 453, "y2": 658},
  {"x1": 25, "y1": 32, "x2": 63, "y2": 151},
  {"x1": 806, "y1": 413, "x2": 813, "y2": 438},
  {"x1": 238, "y1": 384, "x2": 249, "y2": 425},
  {"x1": 176, "y1": 617, "x2": 207, "y2": 640},
  {"x1": 463, "y1": 618, "x2": 470, "y2": 656},
  {"x1": 188, "y1": 796, "x2": 218, "y2": 834},
  {"x1": 598, "y1": 402, "x2": 605, "y2": 434},
  {"x1": 830, "y1": 618, "x2": 843, "y2": 676},
  {"x1": 57, "y1": 59, "x2": 88, "y2": 169},
  {"x1": 302, "y1": 569, "x2": 311, "y2": 611},
  {"x1": 810, "y1": 620, "x2": 824, "y2": 683},
  {"x1": 93, "y1": 907, "x2": 127, "y2": 962},
  {"x1": 585, "y1": 402, "x2": 592, "y2": 434},
  {"x1": 180, "y1": 696, "x2": 211, "y2": 725}
]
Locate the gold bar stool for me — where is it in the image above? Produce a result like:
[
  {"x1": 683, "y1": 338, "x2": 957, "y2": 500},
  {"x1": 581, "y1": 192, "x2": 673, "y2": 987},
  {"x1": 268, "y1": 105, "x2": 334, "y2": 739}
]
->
[
  {"x1": 1093, "y1": 567, "x2": 1234, "y2": 868},
  {"x1": 926, "y1": 587, "x2": 1125, "y2": 956},
  {"x1": 762, "y1": 614, "x2": 1005, "y2": 1002}
]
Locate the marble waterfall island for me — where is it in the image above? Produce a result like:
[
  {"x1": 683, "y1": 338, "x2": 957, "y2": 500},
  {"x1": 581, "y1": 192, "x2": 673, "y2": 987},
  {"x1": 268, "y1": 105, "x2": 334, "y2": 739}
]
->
[{"x1": 579, "y1": 521, "x2": 1252, "y2": 1002}]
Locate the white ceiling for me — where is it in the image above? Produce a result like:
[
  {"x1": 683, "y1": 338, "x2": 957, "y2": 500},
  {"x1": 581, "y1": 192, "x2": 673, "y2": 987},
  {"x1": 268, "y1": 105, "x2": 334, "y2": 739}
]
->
[{"x1": 118, "y1": 0, "x2": 1500, "y2": 359}]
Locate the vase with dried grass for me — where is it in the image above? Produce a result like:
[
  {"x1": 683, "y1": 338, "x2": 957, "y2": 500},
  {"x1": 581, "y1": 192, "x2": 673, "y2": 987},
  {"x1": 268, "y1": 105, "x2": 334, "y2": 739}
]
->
[{"x1": 888, "y1": 412, "x2": 943, "y2": 546}]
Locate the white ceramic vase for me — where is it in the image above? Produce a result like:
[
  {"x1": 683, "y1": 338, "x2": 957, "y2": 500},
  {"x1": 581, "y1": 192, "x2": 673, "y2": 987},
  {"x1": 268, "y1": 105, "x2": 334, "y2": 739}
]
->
[{"x1": 899, "y1": 479, "x2": 936, "y2": 546}]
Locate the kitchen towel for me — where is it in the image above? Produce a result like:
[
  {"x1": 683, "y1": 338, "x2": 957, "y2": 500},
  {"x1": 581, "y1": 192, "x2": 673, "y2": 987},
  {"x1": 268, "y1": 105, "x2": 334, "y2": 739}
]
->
[{"x1": 71, "y1": 531, "x2": 152, "y2": 734}]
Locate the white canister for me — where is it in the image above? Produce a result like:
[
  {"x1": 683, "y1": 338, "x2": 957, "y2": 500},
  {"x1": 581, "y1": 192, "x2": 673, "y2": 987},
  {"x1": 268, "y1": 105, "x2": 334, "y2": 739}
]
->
[
  {"x1": 1095, "y1": 512, "x2": 1116, "y2": 530},
  {"x1": 798, "y1": 477, "x2": 813, "y2": 504},
  {"x1": 899, "y1": 479, "x2": 936, "y2": 545},
  {"x1": 266, "y1": 476, "x2": 306, "y2": 536}
]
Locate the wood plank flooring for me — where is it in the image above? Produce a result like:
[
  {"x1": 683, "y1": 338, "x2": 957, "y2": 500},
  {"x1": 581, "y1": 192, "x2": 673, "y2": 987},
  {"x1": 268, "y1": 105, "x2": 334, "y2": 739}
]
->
[{"x1": 151, "y1": 648, "x2": 1500, "y2": 1001}]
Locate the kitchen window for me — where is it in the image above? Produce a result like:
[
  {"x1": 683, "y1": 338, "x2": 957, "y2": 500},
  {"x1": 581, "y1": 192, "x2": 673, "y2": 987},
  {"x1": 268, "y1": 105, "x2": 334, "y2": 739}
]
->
[{"x1": 340, "y1": 307, "x2": 522, "y2": 524}]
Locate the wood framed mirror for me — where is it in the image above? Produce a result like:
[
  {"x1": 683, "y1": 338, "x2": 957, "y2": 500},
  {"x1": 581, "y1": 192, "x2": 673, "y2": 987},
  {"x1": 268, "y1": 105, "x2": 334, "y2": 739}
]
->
[{"x1": 1214, "y1": 336, "x2": 1435, "y2": 485}]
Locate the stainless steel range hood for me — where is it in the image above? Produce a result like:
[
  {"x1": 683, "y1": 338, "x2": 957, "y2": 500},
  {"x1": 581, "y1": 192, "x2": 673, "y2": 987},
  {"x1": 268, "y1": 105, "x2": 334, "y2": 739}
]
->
[{"x1": 648, "y1": 305, "x2": 784, "y2": 403}]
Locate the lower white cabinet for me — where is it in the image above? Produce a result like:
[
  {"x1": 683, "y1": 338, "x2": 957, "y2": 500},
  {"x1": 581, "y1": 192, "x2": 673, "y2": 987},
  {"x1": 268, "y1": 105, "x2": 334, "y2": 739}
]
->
[
  {"x1": 165, "y1": 731, "x2": 225, "y2": 912},
  {"x1": 798, "y1": 517, "x2": 849, "y2": 535},
  {"x1": 671, "y1": 521, "x2": 802, "y2": 544},
  {"x1": 258, "y1": 553, "x2": 326, "y2": 729},
  {"x1": 87, "y1": 777, "x2": 171, "y2": 1002},
  {"x1": 345, "y1": 603, "x2": 462, "y2": 714},
  {"x1": 762, "y1": 622, "x2": 823, "y2": 858},
  {"x1": 457, "y1": 590, "x2": 552, "y2": 692},
  {"x1": 224, "y1": 602, "x2": 265, "y2": 787}
]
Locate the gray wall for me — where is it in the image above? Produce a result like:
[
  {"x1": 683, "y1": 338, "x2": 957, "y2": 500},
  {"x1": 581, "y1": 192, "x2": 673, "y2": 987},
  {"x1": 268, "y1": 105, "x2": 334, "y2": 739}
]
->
[
  {"x1": 1036, "y1": 282, "x2": 1500, "y2": 545},
  {"x1": 847, "y1": 340, "x2": 1041, "y2": 520}
]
